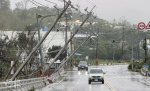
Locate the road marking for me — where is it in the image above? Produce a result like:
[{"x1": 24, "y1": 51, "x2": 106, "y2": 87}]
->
[{"x1": 104, "y1": 75, "x2": 117, "y2": 91}]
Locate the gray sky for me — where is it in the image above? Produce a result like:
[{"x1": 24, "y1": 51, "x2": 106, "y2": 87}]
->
[{"x1": 10, "y1": 0, "x2": 150, "y2": 25}]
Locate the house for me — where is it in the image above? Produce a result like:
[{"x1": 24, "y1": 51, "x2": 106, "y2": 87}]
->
[{"x1": 114, "y1": 26, "x2": 123, "y2": 29}]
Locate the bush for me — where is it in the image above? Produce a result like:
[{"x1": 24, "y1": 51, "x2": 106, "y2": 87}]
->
[
  {"x1": 74, "y1": 58, "x2": 81, "y2": 64},
  {"x1": 128, "y1": 63, "x2": 132, "y2": 69},
  {"x1": 128, "y1": 61, "x2": 144, "y2": 70}
]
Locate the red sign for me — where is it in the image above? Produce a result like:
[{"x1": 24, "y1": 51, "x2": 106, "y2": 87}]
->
[
  {"x1": 138, "y1": 22, "x2": 150, "y2": 30},
  {"x1": 138, "y1": 22, "x2": 145, "y2": 30}
]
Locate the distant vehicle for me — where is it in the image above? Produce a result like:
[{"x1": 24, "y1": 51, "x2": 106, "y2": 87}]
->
[
  {"x1": 88, "y1": 68, "x2": 105, "y2": 84},
  {"x1": 78, "y1": 61, "x2": 88, "y2": 71}
]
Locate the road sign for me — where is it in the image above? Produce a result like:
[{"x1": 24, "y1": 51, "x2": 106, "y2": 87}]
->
[
  {"x1": 138, "y1": 22, "x2": 145, "y2": 30},
  {"x1": 146, "y1": 21, "x2": 150, "y2": 29}
]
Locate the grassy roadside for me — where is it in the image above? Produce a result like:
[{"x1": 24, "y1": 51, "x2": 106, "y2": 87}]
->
[{"x1": 86, "y1": 60, "x2": 129, "y2": 66}]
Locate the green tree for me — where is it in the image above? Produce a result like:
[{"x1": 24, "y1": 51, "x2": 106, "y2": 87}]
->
[
  {"x1": 0, "y1": 0, "x2": 10, "y2": 10},
  {"x1": 47, "y1": 45, "x2": 67, "y2": 60}
]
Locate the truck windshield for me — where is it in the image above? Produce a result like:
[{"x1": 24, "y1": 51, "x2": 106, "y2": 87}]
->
[{"x1": 90, "y1": 69, "x2": 103, "y2": 73}]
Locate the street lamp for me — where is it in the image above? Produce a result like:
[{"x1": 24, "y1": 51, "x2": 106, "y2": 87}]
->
[
  {"x1": 36, "y1": 14, "x2": 58, "y2": 69},
  {"x1": 89, "y1": 28, "x2": 99, "y2": 66}
]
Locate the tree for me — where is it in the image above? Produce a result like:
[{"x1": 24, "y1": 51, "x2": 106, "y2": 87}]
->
[
  {"x1": 47, "y1": 45, "x2": 67, "y2": 60},
  {"x1": 0, "y1": 0, "x2": 10, "y2": 10}
]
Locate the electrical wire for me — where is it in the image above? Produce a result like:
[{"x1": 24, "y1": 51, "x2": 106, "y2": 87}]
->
[
  {"x1": 32, "y1": 0, "x2": 49, "y2": 8},
  {"x1": 86, "y1": 0, "x2": 94, "y2": 6},
  {"x1": 45, "y1": 0, "x2": 57, "y2": 5},
  {"x1": 18, "y1": 68, "x2": 43, "y2": 78},
  {"x1": 29, "y1": 0, "x2": 51, "y2": 14},
  {"x1": 43, "y1": 31, "x2": 58, "y2": 53}
]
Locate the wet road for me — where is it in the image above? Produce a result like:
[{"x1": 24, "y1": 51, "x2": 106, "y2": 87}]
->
[{"x1": 41, "y1": 65, "x2": 150, "y2": 91}]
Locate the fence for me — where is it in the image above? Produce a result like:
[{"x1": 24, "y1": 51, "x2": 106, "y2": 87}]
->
[{"x1": 0, "y1": 67, "x2": 64, "y2": 91}]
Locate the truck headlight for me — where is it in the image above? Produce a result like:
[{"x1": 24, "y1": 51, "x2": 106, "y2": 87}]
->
[{"x1": 89, "y1": 75, "x2": 92, "y2": 78}]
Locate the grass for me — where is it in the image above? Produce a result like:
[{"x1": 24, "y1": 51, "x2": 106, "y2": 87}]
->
[
  {"x1": 86, "y1": 59, "x2": 129, "y2": 66},
  {"x1": 63, "y1": 78, "x2": 68, "y2": 81},
  {"x1": 58, "y1": 76, "x2": 64, "y2": 81},
  {"x1": 58, "y1": 76, "x2": 68, "y2": 81}
]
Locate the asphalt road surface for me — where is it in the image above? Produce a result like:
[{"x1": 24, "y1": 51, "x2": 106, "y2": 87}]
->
[{"x1": 40, "y1": 65, "x2": 150, "y2": 91}]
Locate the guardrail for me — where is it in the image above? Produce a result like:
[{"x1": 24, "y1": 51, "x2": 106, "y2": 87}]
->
[
  {"x1": 99, "y1": 63, "x2": 127, "y2": 66},
  {"x1": 0, "y1": 76, "x2": 48, "y2": 91},
  {"x1": 0, "y1": 67, "x2": 65, "y2": 91}
]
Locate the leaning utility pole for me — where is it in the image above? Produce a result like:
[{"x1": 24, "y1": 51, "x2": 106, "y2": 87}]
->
[
  {"x1": 54, "y1": 36, "x2": 90, "y2": 72},
  {"x1": 42, "y1": 5, "x2": 96, "y2": 75},
  {"x1": 4, "y1": 51, "x2": 23, "y2": 80},
  {"x1": 121, "y1": 25, "x2": 124, "y2": 61},
  {"x1": 11, "y1": 1, "x2": 71, "y2": 81}
]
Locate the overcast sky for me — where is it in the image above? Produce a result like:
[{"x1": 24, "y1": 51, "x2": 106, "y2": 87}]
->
[{"x1": 10, "y1": 0, "x2": 150, "y2": 25}]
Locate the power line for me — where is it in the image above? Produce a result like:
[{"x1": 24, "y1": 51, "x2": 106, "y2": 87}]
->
[
  {"x1": 44, "y1": 31, "x2": 58, "y2": 52},
  {"x1": 32, "y1": 0, "x2": 49, "y2": 8},
  {"x1": 45, "y1": 0, "x2": 57, "y2": 5},
  {"x1": 86, "y1": 0, "x2": 94, "y2": 6},
  {"x1": 29, "y1": 0, "x2": 51, "y2": 13}
]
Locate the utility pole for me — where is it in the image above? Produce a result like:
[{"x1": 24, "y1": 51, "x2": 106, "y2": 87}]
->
[
  {"x1": 145, "y1": 38, "x2": 147, "y2": 63},
  {"x1": 132, "y1": 30, "x2": 134, "y2": 70},
  {"x1": 70, "y1": 31, "x2": 74, "y2": 67},
  {"x1": 112, "y1": 39, "x2": 115, "y2": 63},
  {"x1": 138, "y1": 28, "x2": 139, "y2": 61},
  {"x1": 95, "y1": 28, "x2": 99, "y2": 66},
  {"x1": 113, "y1": 43, "x2": 114, "y2": 63},
  {"x1": 121, "y1": 25, "x2": 124, "y2": 61},
  {"x1": 4, "y1": 51, "x2": 23, "y2": 80},
  {"x1": 54, "y1": 36, "x2": 91, "y2": 72},
  {"x1": 64, "y1": 13, "x2": 68, "y2": 69},
  {"x1": 42, "y1": 5, "x2": 96, "y2": 75},
  {"x1": 11, "y1": 1, "x2": 71, "y2": 81}
]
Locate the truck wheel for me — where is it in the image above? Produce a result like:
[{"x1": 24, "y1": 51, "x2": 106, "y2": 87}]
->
[
  {"x1": 102, "y1": 80, "x2": 104, "y2": 84},
  {"x1": 89, "y1": 80, "x2": 91, "y2": 84}
]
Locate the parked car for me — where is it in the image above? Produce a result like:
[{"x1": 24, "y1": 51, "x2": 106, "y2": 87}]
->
[
  {"x1": 78, "y1": 61, "x2": 88, "y2": 71},
  {"x1": 88, "y1": 68, "x2": 105, "y2": 84}
]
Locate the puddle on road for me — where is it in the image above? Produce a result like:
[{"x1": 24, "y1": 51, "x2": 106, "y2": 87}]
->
[
  {"x1": 78, "y1": 70, "x2": 88, "y2": 75},
  {"x1": 90, "y1": 82, "x2": 103, "y2": 85},
  {"x1": 131, "y1": 77, "x2": 139, "y2": 82}
]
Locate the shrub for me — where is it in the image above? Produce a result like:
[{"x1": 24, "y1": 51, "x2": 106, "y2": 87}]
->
[
  {"x1": 128, "y1": 63, "x2": 132, "y2": 69},
  {"x1": 128, "y1": 61, "x2": 144, "y2": 70}
]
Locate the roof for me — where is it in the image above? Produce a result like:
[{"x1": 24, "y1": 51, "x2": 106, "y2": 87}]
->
[{"x1": 75, "y1": 53, "x2": 82, "y2": 56}]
